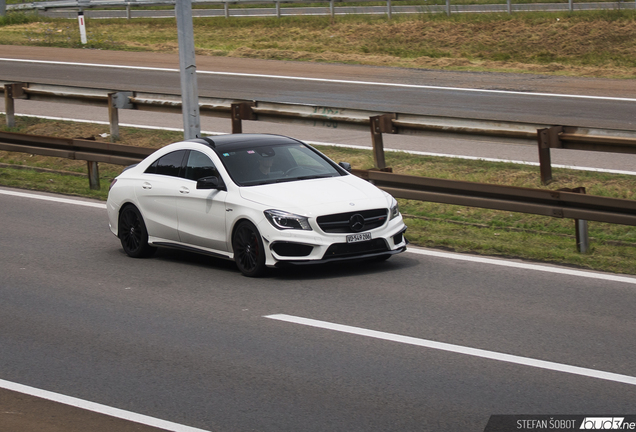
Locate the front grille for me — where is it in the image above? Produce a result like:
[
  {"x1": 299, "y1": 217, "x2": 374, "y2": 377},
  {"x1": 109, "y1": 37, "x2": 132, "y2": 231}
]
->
[
  {"x1": 323, "y1": 239, "x2": 388, "y2": 259},
  {"x1": 317, "y1": 208, "x2": 388, "y2": 233}
]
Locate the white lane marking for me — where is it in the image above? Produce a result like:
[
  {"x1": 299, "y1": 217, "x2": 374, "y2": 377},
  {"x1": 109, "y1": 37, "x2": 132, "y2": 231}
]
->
[
  {"x1": 405, "y1": 247, "x2": 636, "y2": 285},
  {"x1": 265, "y1": 314, "x2": 636, "y2": 386},
  {"x1": 1, "y1": 57, "x2": 635, "y2": 102},
  {"x1": 0, "y1": 189, "x2": 107, "y2": 209},
  {"x1": 4, "y1": 113, "x2": 635, "y2": 176},
  {"x1": 3, "y1": 186, "x2": 635, "y2": 285},
  {"x1": 0, "y1": 378, "x2": 211, "y2": 432}
]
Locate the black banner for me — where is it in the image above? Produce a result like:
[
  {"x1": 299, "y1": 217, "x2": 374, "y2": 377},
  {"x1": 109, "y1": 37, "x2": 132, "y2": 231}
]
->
[{"x1": 484, "y1": 415, "x2": 636, "y2": 432}]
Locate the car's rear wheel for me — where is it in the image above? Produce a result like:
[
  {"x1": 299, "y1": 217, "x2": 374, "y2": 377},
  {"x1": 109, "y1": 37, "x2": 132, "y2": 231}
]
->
[
  {"x1": 233, "y1": 221, "x2": 266, "y2": 277},
  {"x1": 118, "y1": 205, "x2": 156, "y2": 258}
]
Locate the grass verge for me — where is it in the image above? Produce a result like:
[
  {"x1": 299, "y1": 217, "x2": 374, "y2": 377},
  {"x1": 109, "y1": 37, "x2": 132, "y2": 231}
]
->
[
  {"x1": 1, "y1": 115, "x2": 635, "y2": 275},
  {"x1": 1, "y1": 10, "x2": 636, "y2": 77}
]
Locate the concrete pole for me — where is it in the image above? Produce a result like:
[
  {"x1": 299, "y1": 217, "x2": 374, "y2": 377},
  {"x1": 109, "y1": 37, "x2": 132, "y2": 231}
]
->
[
  {"x1": 0, "y1": 0, "x2": 6, "y2": 17},
  {"x1": 176, "y1": 0, "x2": 201, "y2": 140}
]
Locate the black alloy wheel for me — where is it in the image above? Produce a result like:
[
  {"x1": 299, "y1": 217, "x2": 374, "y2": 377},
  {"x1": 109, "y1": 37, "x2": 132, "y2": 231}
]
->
[
  {"x1": 118, "y1": 205, "x2": 156, "y2": 258},
  {"x1": 232, "y1": 221, "x2": 266, "y2": 277}
]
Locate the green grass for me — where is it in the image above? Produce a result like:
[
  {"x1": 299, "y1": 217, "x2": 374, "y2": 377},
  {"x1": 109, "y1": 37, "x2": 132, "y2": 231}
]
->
[
  {"x1": 1, "y1": 10, "x2": 636, "y2": 77},
  {"x1": 1, "y1": 116, "x2": 635, "y2": 275}
]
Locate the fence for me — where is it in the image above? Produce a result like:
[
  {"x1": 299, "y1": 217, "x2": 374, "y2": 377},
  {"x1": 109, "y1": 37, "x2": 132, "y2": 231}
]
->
[
  {"x1": 5, "y1": 0, "x2": 636, "y2": 19},
  {"x1": 4, "y1": 81, "x2": 636, "y2": 186},
  {"x1": 2, "y1": 129, "x2": 636, "y2": 254}
]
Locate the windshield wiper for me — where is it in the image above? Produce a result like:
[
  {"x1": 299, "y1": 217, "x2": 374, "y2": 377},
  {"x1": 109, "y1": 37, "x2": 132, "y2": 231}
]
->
[{"x1": 295, "y1": 174, "x2": 333, "y2": 180}]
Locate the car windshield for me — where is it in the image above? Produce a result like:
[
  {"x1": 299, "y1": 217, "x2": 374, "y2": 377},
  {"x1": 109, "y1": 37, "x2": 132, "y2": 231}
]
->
[{"x1": 216, "y1": 142, "x2": 345, "y2": 186}]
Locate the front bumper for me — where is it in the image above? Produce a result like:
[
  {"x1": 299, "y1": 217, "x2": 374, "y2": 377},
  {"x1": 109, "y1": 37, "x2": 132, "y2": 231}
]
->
[{"x1": 258, "y1": 217, "x2": 408, "y2": 267}]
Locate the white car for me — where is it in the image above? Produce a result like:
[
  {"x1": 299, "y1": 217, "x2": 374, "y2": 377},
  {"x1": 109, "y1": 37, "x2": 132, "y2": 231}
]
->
[{"x1": 107, "y1": 134, "x2": 407, "y2": 277}]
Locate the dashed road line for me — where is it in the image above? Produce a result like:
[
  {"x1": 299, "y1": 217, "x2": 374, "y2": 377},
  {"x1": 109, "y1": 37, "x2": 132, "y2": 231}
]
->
[{"x1": 265, "y1": 314, "x2": 636, "y2": 386}]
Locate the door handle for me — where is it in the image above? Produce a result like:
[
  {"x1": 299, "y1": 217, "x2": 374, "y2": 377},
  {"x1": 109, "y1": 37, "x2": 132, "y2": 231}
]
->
[
  {"x1": 142, "y1": 182, "x2": 152, "y2": 190},
  {"x1": 179, "y1": 186, "x2": 190, "y2": 194}
]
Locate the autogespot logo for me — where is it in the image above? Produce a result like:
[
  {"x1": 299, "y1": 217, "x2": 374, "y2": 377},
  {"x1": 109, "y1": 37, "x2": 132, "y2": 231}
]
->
[{"x1": 580, "y1": 418, "x2": 631, "y2": 430}]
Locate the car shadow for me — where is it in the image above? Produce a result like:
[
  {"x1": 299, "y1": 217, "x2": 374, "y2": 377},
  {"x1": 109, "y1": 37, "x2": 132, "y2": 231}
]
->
[
  {"x1": 267, "y1": 254, "x2": 420, "y2": 281},
  {"x1": 122, "y1": 247, "x2": 420, "y2": 280}
]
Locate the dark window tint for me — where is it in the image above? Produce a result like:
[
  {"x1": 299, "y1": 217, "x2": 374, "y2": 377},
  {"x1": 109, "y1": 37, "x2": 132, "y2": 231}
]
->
[
  {"x1": 145, "y1": 150, "x2": 186, "y2": 177},
  {"x1": 184, "y1": 151, "x2": 220, "y2": 181}
]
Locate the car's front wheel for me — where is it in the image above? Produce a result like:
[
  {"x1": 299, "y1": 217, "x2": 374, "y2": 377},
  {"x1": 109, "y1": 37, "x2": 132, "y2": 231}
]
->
[
  {"x1": 232, "y1": 221, "x2": 266, "y2": 277},
  {"x1": 118, "y1": 205, "x2": 156, "y2": 258}
]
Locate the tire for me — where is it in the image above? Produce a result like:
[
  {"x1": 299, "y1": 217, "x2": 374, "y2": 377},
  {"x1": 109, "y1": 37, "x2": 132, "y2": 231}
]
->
[
  {"x1": 232, "y1": 221, "x2": 266, "y2": 277},
  {"x1": 118, "y1": 205, "x2": 157, "y2": 258}
]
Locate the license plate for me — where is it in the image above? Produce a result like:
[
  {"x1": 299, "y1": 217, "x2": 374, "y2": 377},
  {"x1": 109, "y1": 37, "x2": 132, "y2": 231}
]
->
[{"x1": 346, "y1": 232, "x2": 371, "y2": 243}]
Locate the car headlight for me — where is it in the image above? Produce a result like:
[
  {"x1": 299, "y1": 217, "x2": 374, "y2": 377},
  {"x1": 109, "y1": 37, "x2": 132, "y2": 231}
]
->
[
  {"x1": 264, "y1": 210, "x2": 312, "y2": 230},
  {"x1": 389, "y1": 198, "x2": 400, "y2": 220}
]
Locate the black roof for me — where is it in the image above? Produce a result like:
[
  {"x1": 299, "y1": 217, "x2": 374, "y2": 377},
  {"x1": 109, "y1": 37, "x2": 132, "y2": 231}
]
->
[{"x1": 187, "y1": 134, "x2": 303, "y2": 151}]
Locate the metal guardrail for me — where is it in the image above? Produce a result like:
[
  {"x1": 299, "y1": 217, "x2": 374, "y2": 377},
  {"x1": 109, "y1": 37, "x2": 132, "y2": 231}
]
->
[
  {"x1": 3, "y1": 81, "x2": 636, "y2": 185},
  {"x1": 7, "y1": 0, "x2": 635, "y2": 18},
  {"x1": 1, "y1": 130, "x2": 635, "y2": 254},
  {"x1": 352, "y1": 169, "x2": 636, "y2": 227},
  {"x1": 0, "y1": 130, "x2": 155, "y2": 188}
]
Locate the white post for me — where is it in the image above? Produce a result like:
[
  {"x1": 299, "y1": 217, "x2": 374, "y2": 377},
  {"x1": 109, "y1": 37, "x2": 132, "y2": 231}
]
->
[
  {"x1": 176, "y1": 0, "x2": 201, "y2": 140},
  {"x1": 78, "y1": 11, "x2": 88, "y2": 44}
]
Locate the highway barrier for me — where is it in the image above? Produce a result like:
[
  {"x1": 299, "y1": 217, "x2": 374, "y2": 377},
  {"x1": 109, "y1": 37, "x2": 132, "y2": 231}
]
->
[
  {"x1": 1, "y1": 130, "x2": 635, "y2": 253},
  {"x1": 7, "y1": 0, "x2": 635, "y2": 19},
  {"x1": 3, "y1": 81, "x2": 636, "y2": 185}
]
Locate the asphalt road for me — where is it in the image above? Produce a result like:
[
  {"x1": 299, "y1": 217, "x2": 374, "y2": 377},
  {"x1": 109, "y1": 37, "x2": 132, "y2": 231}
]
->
[
  {"x1": 1, "y1": 187, "x2": 636, "y2": 431},
  {"x1": 2, "y1": 46, "x2": 636, "y2": 173},
  {"x1": 2, "y1": 46, "x2": 636, "y2": 129}
]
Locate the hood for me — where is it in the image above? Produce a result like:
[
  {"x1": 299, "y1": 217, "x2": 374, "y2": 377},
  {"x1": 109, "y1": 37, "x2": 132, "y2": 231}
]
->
[{"x1": 238, "y1": 175, "x2": 391, "y2": 216}]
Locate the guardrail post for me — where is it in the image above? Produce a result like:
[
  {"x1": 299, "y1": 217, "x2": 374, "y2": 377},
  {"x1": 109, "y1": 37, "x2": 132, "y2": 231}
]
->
[
  {"x1": 386, "y1": 0, "x2": 392, "y2": 19},
  {"x1": 330, "y1": 0, "x2": 334, "y2": 20},
  {"x1": 537, "y1": 126, "x2": 562, "y2": 185},
  {"x1": 87, "y1": 161, "x2": 100, "y2": 190},
  {"x1": 108, "y1": 92, "x2": 133, "y2": 142},
  {"x1": 576, "y1": 218, "x2": 589, "y2": 253},
  {"x1": 231, "y1": 102, "x2": 256, "y2": 134},
  {"x1": 224, "y1": 2, "x2": 229, "y2": 18},
  {"x1": 370, "y1": 114, "x2": 396, "y2": 171},
  {"x1": 446, "y1": 0, "x2": 451, "y2": 15},
  {"x1": 560, "y1": 187, "x2": 589, "y2": 253},
  {"x1": 4, "y1": 83, "x2": 26, "y2": 128},
  {"x1": 507, "y1": 0, "x2": 511, "y2": 13},
  {"x1": 574, "y1": 187, "x2": 590, "y2": 254},
  {"x1": 276, "y1": 1, "x2": 281, "y2": 18}
]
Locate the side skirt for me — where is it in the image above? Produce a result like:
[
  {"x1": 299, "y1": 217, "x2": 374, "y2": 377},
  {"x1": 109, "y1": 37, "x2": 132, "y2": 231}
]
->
[{"x1": 152, "y1": 242, "x2": 233, "y2": 261}]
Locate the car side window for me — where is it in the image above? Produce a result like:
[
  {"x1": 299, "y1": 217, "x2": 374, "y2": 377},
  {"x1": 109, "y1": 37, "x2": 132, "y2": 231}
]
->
[
  {"x1": 184, "y1": 150, "x2": 221, "y2": 181},
  {"x1": 145, "y1": 150, "x2": 187, "y2": 177}
]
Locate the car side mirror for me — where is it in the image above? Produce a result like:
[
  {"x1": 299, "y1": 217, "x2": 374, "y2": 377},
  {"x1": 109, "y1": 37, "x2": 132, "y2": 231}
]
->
[
  {"x1": 196, "y1": 176, "x2": 226, "y2": 190},
  {"x1": 338, "y1": 162, "x2": 352, "y2": 173}
]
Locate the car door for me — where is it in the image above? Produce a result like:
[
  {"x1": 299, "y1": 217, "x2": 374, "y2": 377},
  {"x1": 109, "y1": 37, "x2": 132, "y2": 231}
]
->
[
  {"x1": 175, "y1": 150, "x2": 228, "y2": 252},
  {"x1": 135, "y1": 149, "x2": 186, "y2": 242}
]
